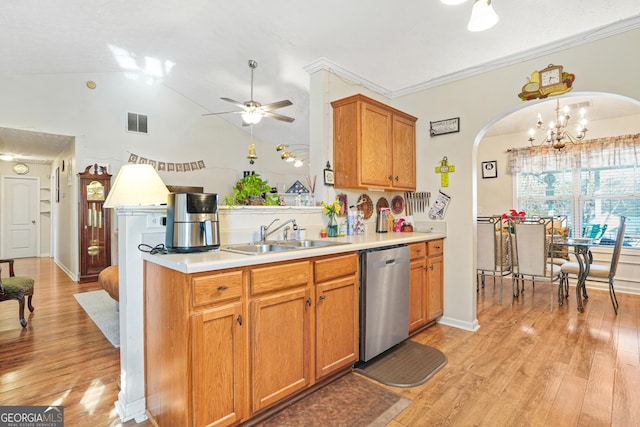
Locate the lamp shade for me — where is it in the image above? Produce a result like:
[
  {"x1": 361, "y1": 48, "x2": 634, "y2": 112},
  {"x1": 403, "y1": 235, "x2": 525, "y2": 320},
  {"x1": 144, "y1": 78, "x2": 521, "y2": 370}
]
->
[
  {"x1": 467, "y1": 0, "x2": 499, "y2": 32},
  {"x1": 103, "y1": 164, "x2": 169, "y2": 208}
]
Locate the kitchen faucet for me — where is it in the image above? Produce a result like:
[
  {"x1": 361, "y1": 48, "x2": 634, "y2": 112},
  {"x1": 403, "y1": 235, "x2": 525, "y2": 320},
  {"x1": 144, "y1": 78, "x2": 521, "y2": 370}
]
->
[{"x1": 259, "y1": 218, "x2": 297, "y2": 242}]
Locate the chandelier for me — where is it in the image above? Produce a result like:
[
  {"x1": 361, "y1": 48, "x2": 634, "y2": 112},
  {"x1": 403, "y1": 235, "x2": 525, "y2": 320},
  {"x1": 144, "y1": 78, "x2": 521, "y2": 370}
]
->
[{"x1": 527, "y1": 99, "x2": 588, "y2": 151}]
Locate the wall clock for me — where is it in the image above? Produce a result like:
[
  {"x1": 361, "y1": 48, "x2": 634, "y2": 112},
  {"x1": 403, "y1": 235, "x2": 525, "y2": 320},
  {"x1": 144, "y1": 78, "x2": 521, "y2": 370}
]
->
[
  {"x1": 13, "y1": 162, "x2": 29, "y2": 175},
  {"x1": 538, "y1": 64, "x2": 568, "y2": 96}
]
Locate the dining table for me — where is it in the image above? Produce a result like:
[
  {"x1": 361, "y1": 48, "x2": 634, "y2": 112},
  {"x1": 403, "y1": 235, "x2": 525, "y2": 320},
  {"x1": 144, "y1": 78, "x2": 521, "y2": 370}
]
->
[{"x1": 553, "y1": 238, "x2": 594, "y2": 312}]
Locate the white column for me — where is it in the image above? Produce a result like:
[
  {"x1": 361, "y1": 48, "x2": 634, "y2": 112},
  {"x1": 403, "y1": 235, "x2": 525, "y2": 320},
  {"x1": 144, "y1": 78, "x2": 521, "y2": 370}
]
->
[{"x1": 114, "y1": 207, "x2": 166, "y2": 423}]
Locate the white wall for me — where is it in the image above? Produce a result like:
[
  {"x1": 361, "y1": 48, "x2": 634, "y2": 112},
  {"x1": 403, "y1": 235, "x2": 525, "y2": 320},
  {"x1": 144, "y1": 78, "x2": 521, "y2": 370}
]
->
[
  {"x1": 0, "y1": 72, "x2": 308, "y2": 276},
  {"x1": 317, "y1": 28, "x2": 640, "y2": 330}
]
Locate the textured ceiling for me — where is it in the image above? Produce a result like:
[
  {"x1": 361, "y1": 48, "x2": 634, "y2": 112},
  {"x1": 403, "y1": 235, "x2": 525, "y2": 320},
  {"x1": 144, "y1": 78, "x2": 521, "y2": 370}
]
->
[{"x1": 1, "y1": 0, "x2": 640, "y2": 162}]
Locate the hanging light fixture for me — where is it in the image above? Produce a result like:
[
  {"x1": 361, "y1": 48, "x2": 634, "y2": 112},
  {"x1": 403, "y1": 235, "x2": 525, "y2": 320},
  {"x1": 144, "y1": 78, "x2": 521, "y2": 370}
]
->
[
  {"x1": 247, "y1": 144, "x2": 258, "y2": 164},
  {"x1": 527, "y1": 99, "x2": 588, "y2": 151},
  {"x1": 241, "y1": 109, "x2": 262, "y2": 125},
  {"x1": 467, "y1": 0, "x2": 499, "y2": 32},
  {"x1": 440, "y1": 0, "x2": 467, "y2": 5}
]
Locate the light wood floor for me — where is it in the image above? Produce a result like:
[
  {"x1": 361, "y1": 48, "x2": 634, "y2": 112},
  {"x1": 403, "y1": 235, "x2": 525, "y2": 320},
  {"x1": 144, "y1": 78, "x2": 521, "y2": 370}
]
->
[{"x1": 1, "y1": 258, "x2": 638, "y2": 426}]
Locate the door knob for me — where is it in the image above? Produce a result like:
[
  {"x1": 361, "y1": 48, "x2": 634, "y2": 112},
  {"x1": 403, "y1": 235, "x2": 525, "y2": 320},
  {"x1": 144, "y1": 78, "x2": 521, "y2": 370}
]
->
[{"x1": 32, "y1": 220, "x2": 36, "y2": 224}]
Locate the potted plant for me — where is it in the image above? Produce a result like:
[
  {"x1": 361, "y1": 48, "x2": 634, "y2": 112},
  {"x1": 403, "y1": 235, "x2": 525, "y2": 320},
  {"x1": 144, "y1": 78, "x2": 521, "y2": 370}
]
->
[{"x1": 224, "y1": 173, "x2": 279, "y2": 206}]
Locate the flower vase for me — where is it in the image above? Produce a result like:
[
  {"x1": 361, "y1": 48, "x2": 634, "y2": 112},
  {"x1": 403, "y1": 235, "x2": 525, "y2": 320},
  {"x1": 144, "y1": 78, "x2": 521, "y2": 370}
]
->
[{"x1": 327, "y1": 214, "x2": 338, "y2": 237}]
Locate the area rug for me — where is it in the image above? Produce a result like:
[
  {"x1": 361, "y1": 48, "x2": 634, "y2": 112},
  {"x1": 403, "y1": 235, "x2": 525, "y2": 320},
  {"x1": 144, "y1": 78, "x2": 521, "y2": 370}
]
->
[
  {"x1": 354, "y1": 340, "x2": 447, "y2": 388},
  {"x1": 73, "y1": 290, "x2": 119, "y2": 348},
  {"x1": 259, "y1": 373, "x2": 411, "y2": 427}
]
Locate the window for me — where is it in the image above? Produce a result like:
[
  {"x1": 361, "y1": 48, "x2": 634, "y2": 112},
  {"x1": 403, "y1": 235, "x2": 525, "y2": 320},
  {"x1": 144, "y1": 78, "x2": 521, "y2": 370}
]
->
[{"x1": 509, "y1": 134, "x2": 640, "y2": 248}]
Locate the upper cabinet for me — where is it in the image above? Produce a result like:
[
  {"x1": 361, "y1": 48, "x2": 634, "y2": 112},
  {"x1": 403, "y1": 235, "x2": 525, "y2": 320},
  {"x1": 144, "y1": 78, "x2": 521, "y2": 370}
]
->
[{"x1": 331, "y1": 94, "x2": 417, "y2": 191}]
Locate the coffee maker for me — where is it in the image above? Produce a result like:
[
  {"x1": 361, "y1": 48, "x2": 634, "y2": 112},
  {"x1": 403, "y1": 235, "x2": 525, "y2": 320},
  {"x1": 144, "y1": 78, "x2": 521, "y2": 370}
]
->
[{"x1": 165, "y1": 193, "x2": 220, "y2": 252}]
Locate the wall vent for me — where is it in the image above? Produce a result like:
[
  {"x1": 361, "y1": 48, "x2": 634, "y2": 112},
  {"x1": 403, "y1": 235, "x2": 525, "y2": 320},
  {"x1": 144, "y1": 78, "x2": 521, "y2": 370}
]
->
[{"x1": 127, "y1": 112, "x2": 148, "y2": 134}]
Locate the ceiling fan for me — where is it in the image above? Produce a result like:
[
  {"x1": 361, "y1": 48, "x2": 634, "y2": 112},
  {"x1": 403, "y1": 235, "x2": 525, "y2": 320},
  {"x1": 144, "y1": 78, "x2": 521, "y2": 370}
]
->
[{"x1": 203, "y1": 59, "x2": 295, "y2": 125}]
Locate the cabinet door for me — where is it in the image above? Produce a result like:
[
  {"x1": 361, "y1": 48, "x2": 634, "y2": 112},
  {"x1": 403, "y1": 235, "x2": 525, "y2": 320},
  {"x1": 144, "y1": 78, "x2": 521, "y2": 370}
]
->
[
  {"x1": 427, "y1": 254, "x2": 444, "y2": 321},
  {"x1": 250, "y1": 288, "x2": 311, "y2": 413},
  {"x1": 392, "y1": 114, "x2": 417, "y2": 190},
  {"x1": 316, "y1": 275, "x2": 359, "y2": 379},
  {"x1": 409, "y1": 257, "x2": 427, "y2": 334},
  {"x1": 192, "y1": 302, "x2": 245, "y2": 427},
  {"x1": 360, "y1": 102, "x2": 393, "y2": 188}
]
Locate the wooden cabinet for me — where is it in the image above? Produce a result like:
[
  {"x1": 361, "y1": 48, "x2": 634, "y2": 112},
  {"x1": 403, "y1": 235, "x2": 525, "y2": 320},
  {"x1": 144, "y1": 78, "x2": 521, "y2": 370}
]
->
[
  {"x1": 426, "y1": 239, "x2": 444, "y2": 320},
  {"x1": 408, "y1": 242, "x2": 428, "y2": 334},
  {"x1": 331, "y1": 94, "x2": 417, "y2": 191},
  {"x1": 314, "y1": 253, "x2": 359, "y2": 379},
  {"x1": 144, "y1": 265, "x2": 246, "y2": 427},
  {"x1": 249, "y1": 260, "x2": 312, "y2": 413},
  {"x1": 408, "y1": 239, "x2": 444, "y2": 335},
  {"x1": 77, "y1": 164, "x2": 111, "y2": 283}
]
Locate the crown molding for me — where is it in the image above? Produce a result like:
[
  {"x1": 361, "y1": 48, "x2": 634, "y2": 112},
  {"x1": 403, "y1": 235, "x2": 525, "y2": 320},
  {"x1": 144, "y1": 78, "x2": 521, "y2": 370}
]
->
[{"x1": 305, "y1": 15, "x2": 640, "y2": 99}]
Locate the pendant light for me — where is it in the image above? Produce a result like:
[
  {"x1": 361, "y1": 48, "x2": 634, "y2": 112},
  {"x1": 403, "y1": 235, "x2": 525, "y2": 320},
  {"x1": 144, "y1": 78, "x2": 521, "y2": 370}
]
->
[{"x1": 467, "y1": 0, "x2": 499, "y2": 32}]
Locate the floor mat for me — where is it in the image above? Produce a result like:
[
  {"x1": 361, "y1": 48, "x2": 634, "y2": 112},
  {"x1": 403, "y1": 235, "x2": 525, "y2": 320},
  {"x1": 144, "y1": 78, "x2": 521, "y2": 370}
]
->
[
  {"x1": 73, "y1": 290, "x2": 119, "y2": 348},
  {"x1": 354, "y1": 340, "x2": 447, "y2": 388},
  {"x1": 260, "y1": 373, "x2": 411, "y2": 427}
]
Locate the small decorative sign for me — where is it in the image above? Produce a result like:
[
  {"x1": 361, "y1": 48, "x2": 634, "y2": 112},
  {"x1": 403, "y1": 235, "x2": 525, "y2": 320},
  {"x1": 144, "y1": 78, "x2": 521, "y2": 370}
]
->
[
  {"x1": 430, "y1": 117, "x2": 460, "y2": 137},
  {"x1": 323, "y1": 161, "x2": 335, "y2": 186},
  {"x1": 481, "y1": 160, "x2": 498, "y2": 179}
]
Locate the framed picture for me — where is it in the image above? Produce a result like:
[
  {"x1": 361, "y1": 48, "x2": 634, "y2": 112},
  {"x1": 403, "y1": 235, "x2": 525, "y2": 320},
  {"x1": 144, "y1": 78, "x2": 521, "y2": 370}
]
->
[
  {"x1": 323, "y1": 161, "x2": 334, "y2": 186},
  {"x1": 482, "y1": 160, "x2": 498, "y2": 179},
  {"x1": 430, "y1": 117, "x2": 460, "y2": 136}
]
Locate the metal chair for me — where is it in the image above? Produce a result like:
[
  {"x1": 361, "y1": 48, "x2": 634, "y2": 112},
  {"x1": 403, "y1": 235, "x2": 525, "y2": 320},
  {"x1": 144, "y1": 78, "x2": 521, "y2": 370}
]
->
[
  {"x1": 561, "y1": 216, "x2": 626, "y2": 314},
  {"x1": 512, "y1": 217, "x2": 563, "y2": 311},
  {"x1": 0, "y1": 259, "x2": 35, "y2": 328},
  {"x1": 477, "y1": 216, "x2": 512, "y2": 304}
]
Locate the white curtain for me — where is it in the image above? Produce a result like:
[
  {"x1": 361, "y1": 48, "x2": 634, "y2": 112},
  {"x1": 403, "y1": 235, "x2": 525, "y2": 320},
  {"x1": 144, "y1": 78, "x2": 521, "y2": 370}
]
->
[{"x1": 508, "y1": 133, "x2": 640, "y2": 173}]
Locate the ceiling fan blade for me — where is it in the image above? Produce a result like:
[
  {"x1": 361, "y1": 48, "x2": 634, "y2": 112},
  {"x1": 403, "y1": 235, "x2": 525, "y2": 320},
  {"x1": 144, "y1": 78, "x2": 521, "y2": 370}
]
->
[
  {"x1": 260, "y1": 99, "x2": 293, "y2": 111},
  {"x1": 263, "y1": 111, "x2": 295, "y2": 123},
  {"x1": 202, "y1": 110, "x2": 243, "y2": 116},
  {"x1": 220, "y1": 97, "x2": 248, "y2": 109}
]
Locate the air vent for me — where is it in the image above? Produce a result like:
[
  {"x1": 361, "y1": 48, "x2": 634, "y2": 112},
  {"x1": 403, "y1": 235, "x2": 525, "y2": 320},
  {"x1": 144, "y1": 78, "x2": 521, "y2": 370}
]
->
[
  {"x1": 566, "y1": 101, "x2": 591, "y2": 110},
  {"x1": 127, "y1": 112, "x2": 148, "y2": 134}
]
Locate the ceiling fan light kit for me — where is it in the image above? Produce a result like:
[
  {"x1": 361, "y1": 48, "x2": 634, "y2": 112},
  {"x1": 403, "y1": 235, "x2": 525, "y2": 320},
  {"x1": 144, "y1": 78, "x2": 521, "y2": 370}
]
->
[
  {"x1": 203, "y1": 59, "x2": 294, "y2": 125},
  {"x1": 467, "y1": 0, "x2": 499, "y2": 32}
]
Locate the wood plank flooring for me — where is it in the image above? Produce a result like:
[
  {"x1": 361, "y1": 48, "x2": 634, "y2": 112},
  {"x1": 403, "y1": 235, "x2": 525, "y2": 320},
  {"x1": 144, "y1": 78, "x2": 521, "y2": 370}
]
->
[{"x1": 1, "y1": 258, "x2": 638, "y2": 426}]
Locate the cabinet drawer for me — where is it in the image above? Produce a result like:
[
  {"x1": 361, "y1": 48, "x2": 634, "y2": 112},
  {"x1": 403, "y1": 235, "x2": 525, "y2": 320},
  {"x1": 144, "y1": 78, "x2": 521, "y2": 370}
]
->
[
  {"x1": 192, "y1": 270, "x2": 243, "y2": 307},
  {"x1": 427, "y1": 239, "x2": 444, "y2": 257},
  {"x1": 408, "y1": 242, "x2": 426, "y2": 260},
  {"x1": 250, "y1": 260, "x2": 311, "y2": 295},
  {"x1": 314, "y1": 253, "x2": 358, "y2": 283}
]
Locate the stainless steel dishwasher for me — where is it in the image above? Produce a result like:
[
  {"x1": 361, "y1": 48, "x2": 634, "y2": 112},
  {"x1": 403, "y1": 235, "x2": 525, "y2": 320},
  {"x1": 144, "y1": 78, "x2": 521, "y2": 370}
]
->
[{"x1": 359, "y1": 245, "x2": 410, "y2": 362}]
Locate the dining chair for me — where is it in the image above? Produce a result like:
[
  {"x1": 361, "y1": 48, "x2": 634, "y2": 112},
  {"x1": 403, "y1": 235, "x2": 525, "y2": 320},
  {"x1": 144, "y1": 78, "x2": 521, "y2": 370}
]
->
[
  {"x1": 0, "y1": 259, "x2": 35, "y2": 328},
  {"x1": 561, "y1": 216, "x2": 627, "y2": 314},
  {"x1": 477, "y1": 216, "x2": 511, "y2": 304},
  {"x1": 512, "y1": 217, "x2": 563, "y2": 311}
]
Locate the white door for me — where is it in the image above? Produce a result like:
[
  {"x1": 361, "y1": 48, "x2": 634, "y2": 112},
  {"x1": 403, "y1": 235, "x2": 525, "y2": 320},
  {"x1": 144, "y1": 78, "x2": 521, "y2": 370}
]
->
[{"x1": 1, "y1": 176, "x2": 39, "y2": 258}]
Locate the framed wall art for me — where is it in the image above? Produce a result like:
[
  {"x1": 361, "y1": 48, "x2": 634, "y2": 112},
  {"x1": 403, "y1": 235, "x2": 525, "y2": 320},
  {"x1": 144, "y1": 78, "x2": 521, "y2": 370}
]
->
[
  {"x1": 481, "y1": 160, "x2": 498, "y2": 179},
  {"x1": 430, "y1": 117, "x2": 460, "y2": 136}
]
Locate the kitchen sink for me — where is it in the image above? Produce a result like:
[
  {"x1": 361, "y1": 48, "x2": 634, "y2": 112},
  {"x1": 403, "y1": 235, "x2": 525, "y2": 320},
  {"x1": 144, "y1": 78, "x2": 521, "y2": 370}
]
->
[
  {"x1": 222, "y1": 239, "x2": 349, "y2": 255},
  {"x1": 281, "y1": 240, "x2": 347, "y2": 248},
  {"x1": 222, "y1": 243, "x2": 297, "y2": 255}
]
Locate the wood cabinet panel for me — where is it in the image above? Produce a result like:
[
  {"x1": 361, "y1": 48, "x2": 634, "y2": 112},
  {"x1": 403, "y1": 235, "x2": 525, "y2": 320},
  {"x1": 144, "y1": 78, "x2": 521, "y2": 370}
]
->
[
  {"x1": 251, "y1": 288, "x2": 312, "y2": 413},
  {"x1": 314, "y1": 252, "x2": 358, "y2": 283},
  {"x1": 331, "y1": 93, "x2": 417, "y2": 191},
  {"x1": 409, "y1": 257, "x2": 427, "y2": 333},
  {"x1": 191, "y1": 302, "x2": 245, "y2": 427},
  {"x1": 250, "y1": 260, "x2": 310, "y2": 295},
  {"x1": 427, "y1": 253, "x2": 444, "y2": 321},
  {"x1": 192, "y1": 270, "x2": 243, "y2": 307},
  {"x1": 315, "y1": 256, "x2": 359, "y2": 379}
]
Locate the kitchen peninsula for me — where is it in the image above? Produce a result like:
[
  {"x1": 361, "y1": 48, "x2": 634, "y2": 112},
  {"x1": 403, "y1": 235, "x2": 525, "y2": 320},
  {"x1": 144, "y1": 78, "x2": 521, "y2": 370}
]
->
[{"x1": 142, "y1": 231, "x2": 445, "y2": 426}]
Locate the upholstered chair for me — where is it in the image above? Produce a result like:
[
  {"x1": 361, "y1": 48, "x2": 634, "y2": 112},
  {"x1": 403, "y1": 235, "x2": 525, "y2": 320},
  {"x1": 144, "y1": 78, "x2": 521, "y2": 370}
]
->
[{"x1": 0, "y1": 259, "x2": 35, "y2": 328}]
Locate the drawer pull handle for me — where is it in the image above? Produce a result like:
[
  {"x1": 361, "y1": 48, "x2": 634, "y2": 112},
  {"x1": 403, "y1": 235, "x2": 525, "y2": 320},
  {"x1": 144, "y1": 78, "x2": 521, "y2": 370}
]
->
[
  {"x1": 306, "y1": 298, "x2": 312, "y2": 306},
  {"x1": 319, "y1": 295, "x2": 326, "y2": 301},
  {"x1": 416, "y1": 249, "x2": 422, "y2": 254},
  {"x1": 430, "y1": 264, "x2": 435, "y2": 271},
  {"x1": 237, "y1": 314, "x2": 242, "y2": 326},
  {"x1": 435, "y1": 246, "x2": 441, "y2": 249},
  {"x1": 217, "y1": 286, "x2": 228, "y2": 291}
]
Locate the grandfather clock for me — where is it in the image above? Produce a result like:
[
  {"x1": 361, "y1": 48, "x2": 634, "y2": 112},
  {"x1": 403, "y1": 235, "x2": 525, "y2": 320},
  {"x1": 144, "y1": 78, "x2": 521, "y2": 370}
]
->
[{"x1": 78, "y1": 164, "x2": 112, "y2": 283}]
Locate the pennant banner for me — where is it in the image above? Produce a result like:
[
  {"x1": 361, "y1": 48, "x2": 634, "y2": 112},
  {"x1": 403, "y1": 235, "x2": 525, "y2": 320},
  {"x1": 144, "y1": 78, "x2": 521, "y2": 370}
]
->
[{"x1": 128, "y1": 153, "x2": 206, "y2": 172}]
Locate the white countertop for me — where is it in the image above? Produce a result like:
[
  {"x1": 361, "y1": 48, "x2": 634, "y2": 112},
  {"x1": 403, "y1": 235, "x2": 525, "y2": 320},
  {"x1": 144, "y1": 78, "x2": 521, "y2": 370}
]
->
[{"x1": 142, "y1": 231, "x2": 445, "y2": 274}]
